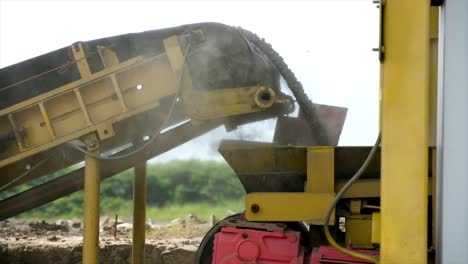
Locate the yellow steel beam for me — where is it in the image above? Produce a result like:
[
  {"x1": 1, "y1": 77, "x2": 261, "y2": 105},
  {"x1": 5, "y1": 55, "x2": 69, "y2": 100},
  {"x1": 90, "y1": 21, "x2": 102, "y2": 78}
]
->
[
  {"x1": 306, "y1": 147, "x2": 334, "y2": 193},
  {"x1": 82, "y1": 152, "x2": 101, "y2": 264},
  {"x1": 339, "y1": 177, "x2": 434, "y2": 199},
  {"x1": 371, "y1": 212, "x2": 381, "y2": 245},
  {"x1": 337, "y1": 179, "x2": 380, "y2": 198},
  {"x1": 132, "y1": 162, "x2": 147, "y2": 264},
  {"x1": 429, "y1": 7, "x2": 439, "y2": 147},
  {"x1": 184, "y1": 86, "x2": 282, "y2": 121},
  {"x1": 1, "y1": 36, "x2": 284, "y2": 169},
  {"x1": 98, "y1": 46, "x2": 120, "y2": 68},
  {"x1": 0, "y1": 56, "x2": 143, "y2": 117},
  {"x1": 71, "y1": 42, "x2": 92, "y2": 78},
  {"x1": 380, "y1": 0, "x2": 430, "y2": 263},
  {"x1": 245, "y1": 192, "x2": 334, "y2": 225},
  {"x1": 345, "y1": 215, "x2": 373, "y2": 249}
]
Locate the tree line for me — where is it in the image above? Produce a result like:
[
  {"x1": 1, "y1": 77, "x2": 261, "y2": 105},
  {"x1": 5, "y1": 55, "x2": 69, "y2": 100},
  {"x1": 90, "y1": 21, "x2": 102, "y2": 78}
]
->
[{"x1": 0, "y1": 160, "x2": 246, "y2": 218}]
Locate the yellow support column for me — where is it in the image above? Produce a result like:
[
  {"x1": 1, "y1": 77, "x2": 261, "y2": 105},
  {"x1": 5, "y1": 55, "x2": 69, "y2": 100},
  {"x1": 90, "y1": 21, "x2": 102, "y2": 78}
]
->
[
  {"x1": 132, "y1": 162, "x2": 147, "y2": 264},
  {"x1": 380, "y1": 0, "x2": 430, "y2": 263},
  {"x1": 83, "y1": 154, "x2": 101, "y2": 264}
]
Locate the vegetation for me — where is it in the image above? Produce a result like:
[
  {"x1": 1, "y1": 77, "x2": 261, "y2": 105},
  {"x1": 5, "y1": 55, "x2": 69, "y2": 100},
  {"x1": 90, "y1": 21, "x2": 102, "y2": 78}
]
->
[{"x1": 1, "y1": 160, "x2": 246, "y2": 221}]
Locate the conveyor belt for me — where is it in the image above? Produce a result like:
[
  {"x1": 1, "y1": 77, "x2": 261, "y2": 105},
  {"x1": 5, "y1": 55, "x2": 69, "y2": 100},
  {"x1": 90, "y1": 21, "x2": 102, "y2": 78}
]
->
[
  {"x1": 0, "y1": 23, "x2": 280, "y2": 110},
  {"x1": 0, "y1": 23, "x2": 329, "y2": 219}
]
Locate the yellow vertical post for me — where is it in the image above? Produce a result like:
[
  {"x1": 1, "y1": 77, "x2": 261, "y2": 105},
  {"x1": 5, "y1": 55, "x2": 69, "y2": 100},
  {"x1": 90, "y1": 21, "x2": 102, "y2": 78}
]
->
[
  {"x1": 380, "y1": 0, "x2": 430, "y2": 263},
  {"x1": 132, "y1": 162, "x2": 147, "y2": 264},
  {"x1": 429, "y1": 7, "x2": 439, "y2": 147},
  {"x1": 306, "y1": 147, "x2": 334, "y2": 194},
  {"x1": 83, "y1": 154, "x2": 101, "y2": 264},
  {"x1": 306, "y1": 147, "x2": 335, "y2": 225}
]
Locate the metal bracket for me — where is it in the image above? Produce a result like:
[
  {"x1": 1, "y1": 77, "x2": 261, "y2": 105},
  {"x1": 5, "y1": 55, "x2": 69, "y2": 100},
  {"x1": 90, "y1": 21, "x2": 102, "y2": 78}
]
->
[
  {"x1": 373, "y1": 0, "x2": 386, "y2": 62},
  {"x1": 82, "y1": 132, "x2": 100, "y2": 152},
  {"x1": 71, "y1": 42, "x2": 92, "y2": 78},
  {"x1": 219, "y1": 219, "x2": 287, "y2": 233}
]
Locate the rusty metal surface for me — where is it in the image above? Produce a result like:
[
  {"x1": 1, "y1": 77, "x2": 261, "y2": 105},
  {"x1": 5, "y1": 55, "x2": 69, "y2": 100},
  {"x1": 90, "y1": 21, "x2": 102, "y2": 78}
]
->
[{"x1": 274, "y1": 105, "x2": 347, "y2": 146}]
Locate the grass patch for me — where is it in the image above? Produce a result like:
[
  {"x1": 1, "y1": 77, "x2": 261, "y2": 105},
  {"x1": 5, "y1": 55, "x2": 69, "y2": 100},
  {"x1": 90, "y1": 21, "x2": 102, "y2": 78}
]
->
[
  {"x1": 99, "y1": 199, "x2": 244, "y2": 222},
  {"x1": 16, "y1": 199, "x2": 244, "y2": 222},
  {"x1": 146, "y1": 199, "x2": 243, "y2": 222}
]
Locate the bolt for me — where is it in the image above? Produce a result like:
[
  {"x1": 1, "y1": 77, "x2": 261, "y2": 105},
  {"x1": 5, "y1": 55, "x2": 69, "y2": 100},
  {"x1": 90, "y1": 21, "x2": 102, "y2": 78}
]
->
[
  {"x1": 242, "y1": 233, "x2": 248, "y2": 239},
  {"x1": 251, "y1": 204, "x2": 260, "y2": 214}
]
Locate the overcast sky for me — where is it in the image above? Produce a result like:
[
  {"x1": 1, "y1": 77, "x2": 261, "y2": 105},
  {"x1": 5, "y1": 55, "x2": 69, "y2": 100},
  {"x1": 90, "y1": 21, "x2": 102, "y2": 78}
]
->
[{"x1": 0, "y1": 0, "x2": 380, "y2": 162}]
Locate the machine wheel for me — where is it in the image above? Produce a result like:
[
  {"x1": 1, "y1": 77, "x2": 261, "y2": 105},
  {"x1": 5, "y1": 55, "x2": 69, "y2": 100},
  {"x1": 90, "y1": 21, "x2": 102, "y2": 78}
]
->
[
  {"x1": 196, "y1": 213, "x2": 242, "y2": 264},
  {"x1": 195, "y1": 213, "x2": 311, "y2": 264}
]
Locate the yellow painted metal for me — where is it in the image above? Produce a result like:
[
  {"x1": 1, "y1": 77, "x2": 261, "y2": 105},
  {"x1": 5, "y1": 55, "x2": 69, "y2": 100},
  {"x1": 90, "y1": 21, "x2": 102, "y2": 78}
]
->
[
  {"x1": 1, "y1": 100, "x2": 158, "y2": 168},
  {"x1": 253, "y1": 87, "x2": 276, "y2": 108},
  {"x1": 380, "y1": 0, "x2": 430, "y2": 263},
  {"x1": 349, "y1": 200, "x2": 361, "y2": 214},
  {"x1": 185, "y1": 86, "x2": 280, "y2": 121},
  {"x1": 163, "y1": 36, "x2": 187, "y2": 74},
  {"x1": 98, "y1": 46, "x2": 128, "y2": 112},
  {"x1": 0, "y1": 56, "x2": 143, "y2": 117},
  {"x1": 245, "y1": 192, "x2": 334, "y2": 225},
  {"x1": 98, "y1": 46, "x2": 120, "y2": 68},
  {"x1": 163, "y1": 35, "x2": 281, "y2": 122},
  {"x1": 74, "y1": 88, "x2": 93, "y2": 126},
  {"x1": 163, "y1": 36, "x2": 194, "y2": 103},
  {"x1": 1, "y1": 36, "x2": 280, "y2": 169},
  {"x1": 345, "y1": 215, "x2": 373, "y2": 249},
  {"x1": 83, "y1": 152, "x2": 101, "y2": 264},
  {"x1": 0, "y1": 55, "x2": 161, "y2": 167},
  {"x1": 7, "y1": 113, "x2": 24, "y2": 150},
  {"x1": 132, "y1": 162, "x2": 147, "y2": 264},
  {"x1": 306, "y1": 147, "x2": 334, "y2": 193},
  {"x1": 38, "y1": 102, "x2": 56, "y2": 139},
  {"x1": 337, "y1": 177, "x2": 433, "y2": 199},
  {"x1": 71, "y1": 42, "x2": 92, "y2": 78},
  {"x1": 429, "y1": 7, "x2": 439, "y2": 147},
  {"x1": 243, "y1": 178, "x2": 433, "y2": 225},
  {"x1": 338, "y1": 179, "x2": 380, "y2": 198},
  {"x1": 371, "y1": 212, "x2": 381, "y2": 244}
]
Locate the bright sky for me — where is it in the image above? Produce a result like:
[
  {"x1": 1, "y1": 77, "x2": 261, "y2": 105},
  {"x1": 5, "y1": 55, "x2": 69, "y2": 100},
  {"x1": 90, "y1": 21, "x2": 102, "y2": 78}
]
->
[{"x1": 0, "y1": 0, "x2": 380, "y2": 162}]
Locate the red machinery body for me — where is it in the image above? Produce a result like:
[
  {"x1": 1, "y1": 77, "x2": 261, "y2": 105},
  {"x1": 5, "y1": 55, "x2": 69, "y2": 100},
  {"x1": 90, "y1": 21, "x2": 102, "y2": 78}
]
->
[
  {"x1": 212, "y1": 227, "x2": 378, "y2": 264},
  {"x1": 213, "y1": 227, "x2": 305, "y2": 263}
]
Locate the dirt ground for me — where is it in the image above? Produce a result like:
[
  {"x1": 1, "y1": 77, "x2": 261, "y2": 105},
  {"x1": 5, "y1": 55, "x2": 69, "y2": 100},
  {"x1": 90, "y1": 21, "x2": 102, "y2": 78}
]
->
[{"x1": 0, "y1": 217, "x2": 212, "y2": 264}]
